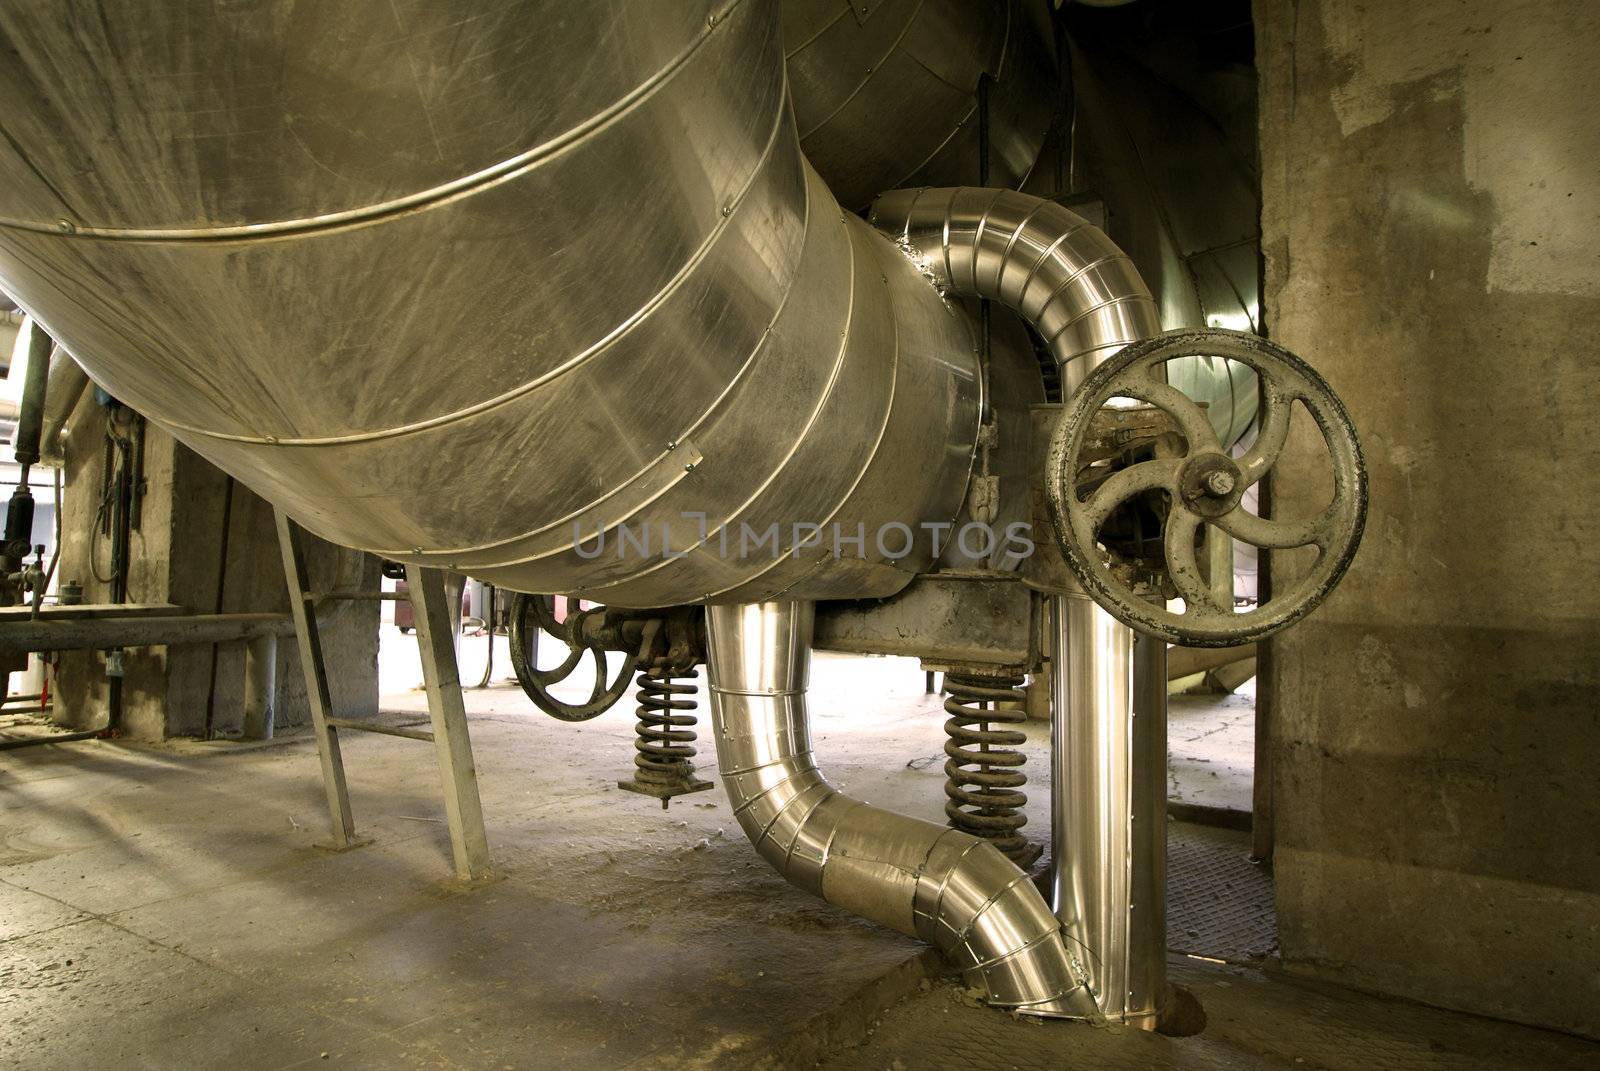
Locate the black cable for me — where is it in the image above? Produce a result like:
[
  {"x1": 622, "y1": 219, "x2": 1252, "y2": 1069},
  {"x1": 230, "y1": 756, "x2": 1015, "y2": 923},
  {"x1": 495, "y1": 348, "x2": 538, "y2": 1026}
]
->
[
  {"x1": 106, "y1": 412, "x2": 134, "y2": 733},
  {"x1": 87, "y1": 429, "x2": 121, "y2": 585}
]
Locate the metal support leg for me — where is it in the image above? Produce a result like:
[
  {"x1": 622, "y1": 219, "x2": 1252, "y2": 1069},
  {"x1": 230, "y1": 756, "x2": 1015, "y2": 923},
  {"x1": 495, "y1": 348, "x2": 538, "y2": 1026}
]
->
[
  {"x1": 274, "y1": 509, "x2": 355, "y2": 848},
  {"x1": 405, "y1": 565, "x2": 491, "y2": 881},
  {"x1": 1131, "y1": 631, "x2": 1169, "y2": 1012}
]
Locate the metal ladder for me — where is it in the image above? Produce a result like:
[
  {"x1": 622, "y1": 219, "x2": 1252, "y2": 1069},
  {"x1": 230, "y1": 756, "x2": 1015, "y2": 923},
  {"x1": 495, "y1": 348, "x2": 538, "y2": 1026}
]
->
[{"x1": 274, "y1": 509, "x2": 490, "y2": 881}]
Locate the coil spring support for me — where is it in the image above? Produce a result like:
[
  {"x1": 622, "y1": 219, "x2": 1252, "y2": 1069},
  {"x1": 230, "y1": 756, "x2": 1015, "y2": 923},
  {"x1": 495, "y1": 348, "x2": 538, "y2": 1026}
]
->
[
  {"x1": 943, "y1": 668, "x2": 1040, "y2": 868},
  {"x1": 614, "y1": 605, "x2": 710, "y2": 806}
]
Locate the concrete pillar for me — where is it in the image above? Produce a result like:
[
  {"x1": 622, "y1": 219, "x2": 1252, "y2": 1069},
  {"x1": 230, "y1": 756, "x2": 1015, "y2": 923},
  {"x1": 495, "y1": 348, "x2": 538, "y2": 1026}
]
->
[
  {"x1": 52, "y1": 407, "x2": 379, "y2": 739},
  {"x1": 1256, "y1": 0, "x2": 1600, "y2": 1038}
]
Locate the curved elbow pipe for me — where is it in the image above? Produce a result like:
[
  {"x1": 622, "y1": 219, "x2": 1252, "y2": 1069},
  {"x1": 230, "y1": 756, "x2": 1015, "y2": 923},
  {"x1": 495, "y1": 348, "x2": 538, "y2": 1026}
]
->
[
  {"x1": 872, "y1": 188, "x2": 1175, "y2": 1027},
  {"x1": 38, "y1": 352, "x2": 90, "y2": 468},
  {"x1": 867, "y1": 187, "x2": 1162, "y2": 386},
  {"x1": 706, "y1": 601, "x2": 1098, "y2": 1018}
]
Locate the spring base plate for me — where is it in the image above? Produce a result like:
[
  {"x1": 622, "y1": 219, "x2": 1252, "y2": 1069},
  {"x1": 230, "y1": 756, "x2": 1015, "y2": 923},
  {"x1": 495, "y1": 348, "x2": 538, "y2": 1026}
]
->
[{"x1": 616, "y1": 775, "x2": 714, "y2": 804}]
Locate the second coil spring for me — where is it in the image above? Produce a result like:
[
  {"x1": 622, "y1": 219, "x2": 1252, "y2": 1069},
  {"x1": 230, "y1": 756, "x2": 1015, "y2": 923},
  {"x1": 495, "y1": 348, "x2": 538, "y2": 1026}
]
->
[{"x1": 943, "y1": 670, "x2": 1037, "y2": 867}]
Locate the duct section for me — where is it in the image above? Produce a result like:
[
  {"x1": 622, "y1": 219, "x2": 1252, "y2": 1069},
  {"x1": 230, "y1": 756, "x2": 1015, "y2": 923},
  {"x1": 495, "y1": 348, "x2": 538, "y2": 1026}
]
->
[
  {"x1": 0, "y1": 0, "x2": 980, "y2": 607},
  {"x1": 869, "y1": 186, "x2": 1160, "y2": 386},
  {"x1": 784, "y1": 0, "x2": 1058, "y2": 211},
  {"x1": 706, "y1": 599, "x2": 1099, "y2": 1018}
]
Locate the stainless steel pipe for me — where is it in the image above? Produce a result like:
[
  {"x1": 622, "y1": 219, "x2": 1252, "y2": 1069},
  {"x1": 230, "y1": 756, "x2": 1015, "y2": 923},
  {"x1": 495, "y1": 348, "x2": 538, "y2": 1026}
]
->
[
  {"x1": 0, "y1": 0, "x2": 979, "y2": 607},
  {"x1": 1050, "y1": 595, "x2": 1169, "y2": 1027},
  {"x1": 706, "y1": 600, "x2": 1097, "y2": 1017},
  {"x1": 38, "y1": 351, "x2": 90, "y2": 468},
  {"x1": 869, "y1": 186, "x2": 1160, "y2": 392},
  {"x1": 0, "y1": 613, "x2": 293, "y2": 654},
  {"x1": 870, "y1": 186, "x2": 1170, "y2": 1027},
  {"x1": 241, "y1": 633, "x2": 278, "y2": 741},
  {"x1": 1, "y1": 2, "x2": 1174, "y2": 1020},
  {"x1": 784, "y1": 0, "x2": 1057, "y2": 211}
]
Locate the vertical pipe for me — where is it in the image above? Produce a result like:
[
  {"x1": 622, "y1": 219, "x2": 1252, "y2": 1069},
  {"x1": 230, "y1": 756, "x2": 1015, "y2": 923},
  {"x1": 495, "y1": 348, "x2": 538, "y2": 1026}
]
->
[
  {"x1": 1050, "y1": 591, "x2": 1168, "y2": 1028},
  {"x1": 444, "y1": 572, "x2": 465, "y2": 665},
  {"x1": 4, "y1": 321, "x2": 49, "y2": 611},
  {"x1": 11, "y1": 321, "x2": 52, "y2": 468},
  {"x1": 1051, "y1": 592, "x2": 1132, "y2": 1015},
  {"x1": 241, "y1": 633, "x2": 277, "y2": 740},
  {"x1": 39, "y1": 355, "x2": 89, "y2": 466},
  {"x1": 865, "y1": 187, "x2": 1174, "y2": 1025},
  {"x1": 106, "y1": 416, "x2": 133, "y2": 732},
  {"x1": 977, "y1": 74, "x2": 994, "y2": 426}
]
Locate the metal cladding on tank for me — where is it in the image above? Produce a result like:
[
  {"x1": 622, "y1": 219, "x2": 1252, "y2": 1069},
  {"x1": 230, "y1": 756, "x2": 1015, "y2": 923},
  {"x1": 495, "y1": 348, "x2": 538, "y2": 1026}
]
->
[
  {"x1": 783, "y1": 0, "x2": 1059, "y2": 211},
  {"x1": 0, "y1": 0, "x2": 981, "y2": 607}
]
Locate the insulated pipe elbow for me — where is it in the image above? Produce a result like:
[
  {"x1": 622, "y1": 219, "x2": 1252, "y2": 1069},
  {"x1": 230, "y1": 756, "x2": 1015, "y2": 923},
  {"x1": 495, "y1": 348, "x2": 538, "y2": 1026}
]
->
[
  {"x1": 706, "y1": 601, "x2": 1098, "y2": 1018},
  {"x1": 38, "y1": 352, "x2": 90, "y2": 468},
  {"x1": 872, "y1": 189, "x2": 1174, "y2": 1027},
  {"x1": 868, "y1": 187, "x2": 1162, "y2": 384}
]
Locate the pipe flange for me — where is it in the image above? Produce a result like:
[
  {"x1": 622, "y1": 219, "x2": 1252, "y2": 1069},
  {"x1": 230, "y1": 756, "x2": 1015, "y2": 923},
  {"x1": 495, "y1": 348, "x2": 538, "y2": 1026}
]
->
[{"x1": 1046, "y1": 328, "x2": 1368, "y2": 647}]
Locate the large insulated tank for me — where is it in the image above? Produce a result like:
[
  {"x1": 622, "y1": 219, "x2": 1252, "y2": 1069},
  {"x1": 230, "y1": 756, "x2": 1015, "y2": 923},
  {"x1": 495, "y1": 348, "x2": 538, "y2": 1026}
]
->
[
  {"x1": 783, "y1": 0, "x2": 1059, "y2": 211},
  {"x1": 0, "y1": 0, "x2": 982, "y2": 607}
]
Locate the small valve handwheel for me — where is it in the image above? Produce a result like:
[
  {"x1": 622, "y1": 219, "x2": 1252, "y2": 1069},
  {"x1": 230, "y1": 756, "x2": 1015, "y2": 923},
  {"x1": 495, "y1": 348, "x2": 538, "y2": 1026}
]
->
[
  {"x1": 508, "y1": 594, "x2": 635, "y2": 721},
  {"x1": 1046, "y1": 329, "x2": 1367, "y2": 647}
]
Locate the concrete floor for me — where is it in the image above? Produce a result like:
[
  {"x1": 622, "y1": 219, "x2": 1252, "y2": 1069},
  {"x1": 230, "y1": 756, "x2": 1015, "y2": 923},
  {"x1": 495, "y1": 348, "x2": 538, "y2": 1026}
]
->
[
  {"x1": 1168, "y1": 682, "x2": 1256, "y2": 815},
  {"x1": 2, "y1": 636, "x2": 1595, "y2": 1069},
  {"x1": 816, "y1": 957, "x2": 1600, "y2": 1071}
]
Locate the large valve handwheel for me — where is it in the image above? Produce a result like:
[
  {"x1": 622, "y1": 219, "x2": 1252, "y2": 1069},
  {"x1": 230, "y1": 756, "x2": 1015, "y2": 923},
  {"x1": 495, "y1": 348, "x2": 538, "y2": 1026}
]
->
[
  {"x1": 508, "y1": 593, "x2": 635, "y2": 721},
  {"x1": 1046, "y1": 329, "x2": 1367, "y2": 647}
]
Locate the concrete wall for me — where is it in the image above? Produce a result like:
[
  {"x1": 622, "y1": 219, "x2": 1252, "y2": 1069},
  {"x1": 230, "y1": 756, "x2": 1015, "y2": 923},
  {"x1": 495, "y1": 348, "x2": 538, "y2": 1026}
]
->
[
  {"x1": 54, "y1": 403, "x2": 379, "y2": 739},
  {"x1": 1257, "y1": 0, "x2": 1600, "y2": 1038}
]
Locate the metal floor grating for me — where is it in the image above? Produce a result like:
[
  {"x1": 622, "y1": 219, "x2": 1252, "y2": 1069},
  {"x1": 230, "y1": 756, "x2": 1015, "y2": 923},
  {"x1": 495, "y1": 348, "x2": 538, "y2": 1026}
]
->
[{"x1": 1167, "y1": 819, "x2": 1278, "y2": 961}]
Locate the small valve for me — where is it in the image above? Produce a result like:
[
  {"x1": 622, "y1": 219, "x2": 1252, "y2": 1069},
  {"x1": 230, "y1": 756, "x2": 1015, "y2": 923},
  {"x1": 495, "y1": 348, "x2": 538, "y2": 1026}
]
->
[{"x1": 23, "y1": 545, "x2": 46, "y2": 615}]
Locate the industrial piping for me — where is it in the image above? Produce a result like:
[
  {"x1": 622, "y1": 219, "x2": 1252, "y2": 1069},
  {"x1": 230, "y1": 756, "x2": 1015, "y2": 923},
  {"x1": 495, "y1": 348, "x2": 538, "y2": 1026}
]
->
[
  {"x1": 707, "y1": 600, "x2": 1098, "y2": 1018},
  {"x1": 38, "y1": 353, "x2": 90, "y2": 467},
  {"x1": 868, "y1": 186, "x2": 1160, "y2": 393},
  {"x1": 783, "y1": 0, "x2": 1057, "y2": 211},
  {"x1": 0, "y1": 0, "x2": 1171, "y2": 1021},
  {"x1": 870, "y1": 185, "x2": 1170, "y2": 1027},
  {"x1": 0, "y1": 0, "x2": 988, "y2": 609}
]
